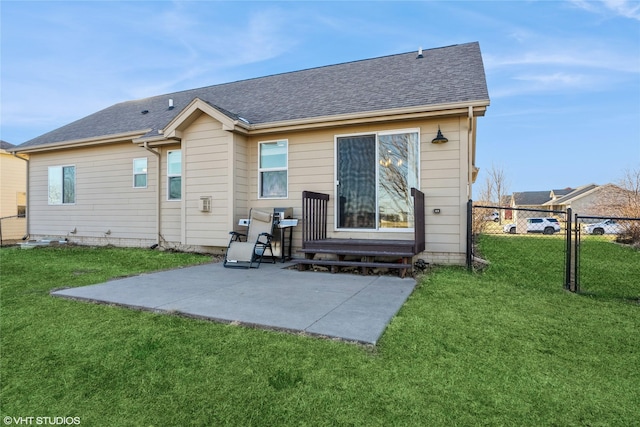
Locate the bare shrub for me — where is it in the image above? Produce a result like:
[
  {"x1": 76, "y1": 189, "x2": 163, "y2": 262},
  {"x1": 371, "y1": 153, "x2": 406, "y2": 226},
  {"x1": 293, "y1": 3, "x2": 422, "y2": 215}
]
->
[{"x1": 615, "y1": 168, "x2": 640, "y2": 244}]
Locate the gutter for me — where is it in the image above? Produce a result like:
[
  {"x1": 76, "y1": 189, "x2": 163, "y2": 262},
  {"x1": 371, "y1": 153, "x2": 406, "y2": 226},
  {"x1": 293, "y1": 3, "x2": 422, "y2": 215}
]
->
[
  {"x1": 12, "y1": 153, "x2": 30, "y2": 239},
  {"x1": 468, "y1": 105, "x2": 474, "y2": 199},
  {"x1": 245, "y1": 100, "x2": 490, "y2": 136},
  {"x1": 143, "y1": 141, "x2": 161, "y2": 248},
  {"x1": 12, "y1": 129, "x2": 152, "y2": 154},
  {"x1": 160, "y1": 97, "x2": 490, "y2": 139}
]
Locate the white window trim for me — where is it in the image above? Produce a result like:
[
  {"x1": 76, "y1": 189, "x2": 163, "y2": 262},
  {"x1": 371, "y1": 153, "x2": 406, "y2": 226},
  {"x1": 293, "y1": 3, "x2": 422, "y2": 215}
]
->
[
  {"x1": 133, "y1": 157, "x2": 148, "y2": 189},
  {"x1": 258, "y1": 139, "x2": 289, "y2": 199},
  {"x1": 48, "y1": 164, "x2": 76, "y2": 205},
  {"x1": 333, "y1": 128, "x2": 420, "y2": 233},
  {"x1": 167, "y1": 150, "x2": 182, "y2": 201}
]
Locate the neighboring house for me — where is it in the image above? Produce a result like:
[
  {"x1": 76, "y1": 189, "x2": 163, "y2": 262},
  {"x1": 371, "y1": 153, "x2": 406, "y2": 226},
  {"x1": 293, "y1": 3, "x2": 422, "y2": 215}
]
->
[
  {"x1": 544, "y1": 183, "x2": 626, "y2": 217},
  {"x1": 0, "y1": 141, "x2": 27, "y2": 243},
  {"x1": 504, "y1": 190, "x2": 556, "y2": 223},
  {"x1": 549, "y1": 188, "x2": 575, "y2": 202},
  {"x1": 505, "y1": 184, "x2": 625, "y2": 222},
  {"x1": 11, "y1": 42, "x2": 490, "y2": 265}
]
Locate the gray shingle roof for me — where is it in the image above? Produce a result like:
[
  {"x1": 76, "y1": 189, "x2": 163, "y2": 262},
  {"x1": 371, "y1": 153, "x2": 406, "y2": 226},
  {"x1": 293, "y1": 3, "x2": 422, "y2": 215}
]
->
[
  {"x1": 551, "y1": 188, "x2": 574, "y2": 197},
  {"x1": 17, "y1": 42, "x2": 489, "y2": 149},
  {"x1": 513, "y1": 191, "x2": 552, "y2": 206},
  {"x1": 1, "y1": 140, "x2": 15, "y2": 150},
  {"x1": 548, "y1": 184, "x2": 599, "y2": 205}
]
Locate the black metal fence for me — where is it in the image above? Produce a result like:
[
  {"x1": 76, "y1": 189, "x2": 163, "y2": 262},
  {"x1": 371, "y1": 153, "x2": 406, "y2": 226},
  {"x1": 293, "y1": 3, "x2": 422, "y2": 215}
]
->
[
  {"x1": 467, "y1": 201, "x2": 572, "y2": 289},
  {"x1": 574, "y1": 215, "x2": 640, "y2": 292},
  {"x1": 468, "y1": 201, "x2": 640, "y2": 294}
]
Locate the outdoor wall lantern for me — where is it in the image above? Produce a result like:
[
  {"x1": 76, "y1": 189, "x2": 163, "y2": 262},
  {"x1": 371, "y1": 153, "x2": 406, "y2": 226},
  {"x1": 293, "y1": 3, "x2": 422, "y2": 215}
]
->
[{"x1": 431, "y1": 127, "x2": 448, "y2": 144}]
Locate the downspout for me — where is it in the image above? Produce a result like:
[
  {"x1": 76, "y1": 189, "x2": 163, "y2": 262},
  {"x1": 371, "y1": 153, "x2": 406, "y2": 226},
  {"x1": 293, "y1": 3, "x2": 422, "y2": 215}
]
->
[
  {"x1": 467, "y1": 105, "x2": 474, "y2": 199},
  {"x1": 143, "y1": 142, "x2": 161, "y2": 247},
  {"x1": 466, "y1": 106, "x2": 474, "y2": 260},
  {"x1": 12, "y1": 153, "x2": 30, "y2": 239}
]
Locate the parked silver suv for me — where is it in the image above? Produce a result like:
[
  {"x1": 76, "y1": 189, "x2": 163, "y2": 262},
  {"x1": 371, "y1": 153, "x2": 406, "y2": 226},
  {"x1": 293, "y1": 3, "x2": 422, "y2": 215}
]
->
[
  {"x1": 503, "y1": 217, "x2": 561, "y2": 235},
  {"x1": 584, "y1": 219, "x2": 622, "y2": 235}
]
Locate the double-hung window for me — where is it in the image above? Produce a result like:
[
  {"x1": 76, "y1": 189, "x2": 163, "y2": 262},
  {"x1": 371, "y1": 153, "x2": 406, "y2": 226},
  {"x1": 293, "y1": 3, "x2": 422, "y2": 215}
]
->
[
  {"x1": 48, "y1": 165, "x2": 76, "y2": 205},
  {"x1": 336, "y1": 129, "x2": 419, "y2": 230},
  {"x1": 167, "y1": 150, "x2": 182, "y2": 200},
  {"x1": 133, "y1": 158, "x2": 147, "y2": 188},
  {"x1": 259, "y1": 140, "x2": 288, "y2": 198}
]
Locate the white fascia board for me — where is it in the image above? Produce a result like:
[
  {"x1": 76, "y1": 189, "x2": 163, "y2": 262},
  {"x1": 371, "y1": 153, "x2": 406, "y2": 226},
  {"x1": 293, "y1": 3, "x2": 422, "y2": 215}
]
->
[
  {"x1": 11, "y1": 129, "x2": 152, "y2": 154},
  {"x1": 246, "y1": 100, "x2": 490, "y2": 135}
]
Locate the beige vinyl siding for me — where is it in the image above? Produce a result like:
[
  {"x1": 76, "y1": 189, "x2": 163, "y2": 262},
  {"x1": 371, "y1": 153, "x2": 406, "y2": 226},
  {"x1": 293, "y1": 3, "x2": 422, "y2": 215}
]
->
[
  {"x1": 0, "y1": 151, "x2": 27, "y2": 217},
  {"x1": 239, "y1": 118, "x2": 470, "y2": 259},
  {"x1": 183, "y1": 114, "x2": 234, "y2": 247},
  {"x1": 421, "y1": 117, "x2": 469, "y2": 255},
  {"x1": 288, "y1": 132, "x2": 335, "y2": 195},
  {"x1": 28, "y1": 143, "x2": 157, "y2": 241},
  {"x1": 158, "y1": 144, "x2": 182, "y2": 243},
  {"x1": 232, "y1": 133, "x2": 249, "y2": 228},
  {"x1": 22, "y1": 110, "x2": 475, "y2": 264},
  {"x1": 0, "y1": 217, "x2": 26, "y2": 241},
  {"x1": 0, "y1": 151, "x2": 27, "y2": 240}
]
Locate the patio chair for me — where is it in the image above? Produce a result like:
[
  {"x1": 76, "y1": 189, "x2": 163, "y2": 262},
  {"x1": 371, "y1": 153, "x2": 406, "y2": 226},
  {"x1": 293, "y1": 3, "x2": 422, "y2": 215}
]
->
[{"x1": 224, "y1": 209, "x2": 275, "y2": 268}]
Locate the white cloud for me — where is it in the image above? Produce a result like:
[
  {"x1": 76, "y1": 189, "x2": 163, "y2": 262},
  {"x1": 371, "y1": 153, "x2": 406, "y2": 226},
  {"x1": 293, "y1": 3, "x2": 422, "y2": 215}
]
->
[
  {"x1": 485, "y1": 47, "x2": 639, "y2": 74},
  {"x1": 568, "y1": 0, "x2": 640, "y2": 20},
  {"x1": 604, "y1": 0, "x2": 640, "y2": 20},
  {"x1": 122, "y1": 4, "x2": 301, "y2": 99},
  {"x1": 513, "y1": 72, "x2": 589, "y2": 86}
]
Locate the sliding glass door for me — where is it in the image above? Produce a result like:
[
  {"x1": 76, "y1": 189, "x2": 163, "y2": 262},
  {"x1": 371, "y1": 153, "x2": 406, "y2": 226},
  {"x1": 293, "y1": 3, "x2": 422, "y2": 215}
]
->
[
  {"x1": 336, "y1": 130, "x2": 419, "y2": 230},
  {"x1": 336, "y1": 135, "x2": 376, "y2": 228}
]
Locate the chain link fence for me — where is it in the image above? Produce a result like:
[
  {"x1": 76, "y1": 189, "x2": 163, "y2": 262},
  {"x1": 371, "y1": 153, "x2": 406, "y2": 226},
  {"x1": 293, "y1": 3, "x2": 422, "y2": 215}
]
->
[
  {"x1": 574, "y1": 215, "x2": 640, "y2": 294},
  {"x1": 467, "y1": 202, "x2": 572, "y2": 288},
  {"x1": 468, "y1": 201, "x2": 640, "y2": 295}
]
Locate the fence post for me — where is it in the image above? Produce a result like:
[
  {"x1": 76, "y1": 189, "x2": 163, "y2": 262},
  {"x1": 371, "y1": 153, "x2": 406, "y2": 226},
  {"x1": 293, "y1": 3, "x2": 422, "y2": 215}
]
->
[
  {"x1": 466, "y1": 199, "x2": 473, "y2": 271},
  {"x1": 573, "y1": 212, "x2": 580, "y2": 293},
  {"x1": 565, "y1": 208, "x2": 573, "y2": 290}
]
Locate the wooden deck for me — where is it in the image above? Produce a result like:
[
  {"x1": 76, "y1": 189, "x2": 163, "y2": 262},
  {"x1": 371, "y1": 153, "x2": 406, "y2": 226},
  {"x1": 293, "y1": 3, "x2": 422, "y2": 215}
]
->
[{"x1": 297, "y1": 189, "x2": 425, "y2": 278}]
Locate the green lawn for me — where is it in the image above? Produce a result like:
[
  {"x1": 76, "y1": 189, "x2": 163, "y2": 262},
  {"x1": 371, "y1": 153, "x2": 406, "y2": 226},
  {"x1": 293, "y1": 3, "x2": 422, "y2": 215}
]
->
[{"x1": 1, "y1": 241, "x2": 638, "y2": 426}]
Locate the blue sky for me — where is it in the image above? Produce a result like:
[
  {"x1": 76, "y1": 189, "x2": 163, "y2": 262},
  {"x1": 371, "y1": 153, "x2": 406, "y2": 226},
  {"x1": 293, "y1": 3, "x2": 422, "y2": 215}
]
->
[{"x1": 1, "y1": 0, "x2": 639, "y2": 196}]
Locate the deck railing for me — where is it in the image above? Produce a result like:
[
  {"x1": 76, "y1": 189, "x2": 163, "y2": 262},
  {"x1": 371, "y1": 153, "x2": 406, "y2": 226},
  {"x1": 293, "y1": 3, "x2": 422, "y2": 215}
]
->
[
  {"x1": 302, "y1": 188, "x2": 425, "y2": 254},
  {"x1": 301, "y1": 191, "x2": 329, "y2": 247},
  {"x1": 412, "y1": 188, "x2": 425, "y2": 253}
]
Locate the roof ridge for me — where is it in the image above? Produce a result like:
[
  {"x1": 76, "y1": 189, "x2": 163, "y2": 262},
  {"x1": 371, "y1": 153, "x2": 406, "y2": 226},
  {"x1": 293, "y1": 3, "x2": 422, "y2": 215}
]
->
[
  {"x1": 119, "y1": 42, "x2": 479, "y2": 104},
  {"x1": 16, "y1": 41, "x2": 488, "y2": 148}
]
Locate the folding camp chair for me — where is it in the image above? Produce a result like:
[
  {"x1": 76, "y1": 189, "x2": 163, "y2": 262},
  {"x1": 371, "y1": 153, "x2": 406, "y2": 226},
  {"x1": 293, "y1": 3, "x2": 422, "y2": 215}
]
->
[{"x1": 223, "y1": 209, "x2": 275, "y2": 268}]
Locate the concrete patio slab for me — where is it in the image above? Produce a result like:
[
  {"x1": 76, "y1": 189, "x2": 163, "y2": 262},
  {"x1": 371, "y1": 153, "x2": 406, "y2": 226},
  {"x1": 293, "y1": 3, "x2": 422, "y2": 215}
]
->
[{"x1": 51, "y1": 261, "x2": 416, "y2": 344}]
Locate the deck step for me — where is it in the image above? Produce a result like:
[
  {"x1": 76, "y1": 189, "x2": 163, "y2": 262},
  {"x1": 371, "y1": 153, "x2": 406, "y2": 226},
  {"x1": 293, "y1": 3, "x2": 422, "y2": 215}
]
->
[
  {"x1": 302, "y1": 238, "x2": 414, "y2": 253},
  {"x1": 296, "y1": 258, "x2": 413, "y2": 278},
  {"x1": 295, "y1": 259, "x2": 412, "y2": 269},
  {"x1": 298, "y1": 248, "x2": 414, "y2": 257}
]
